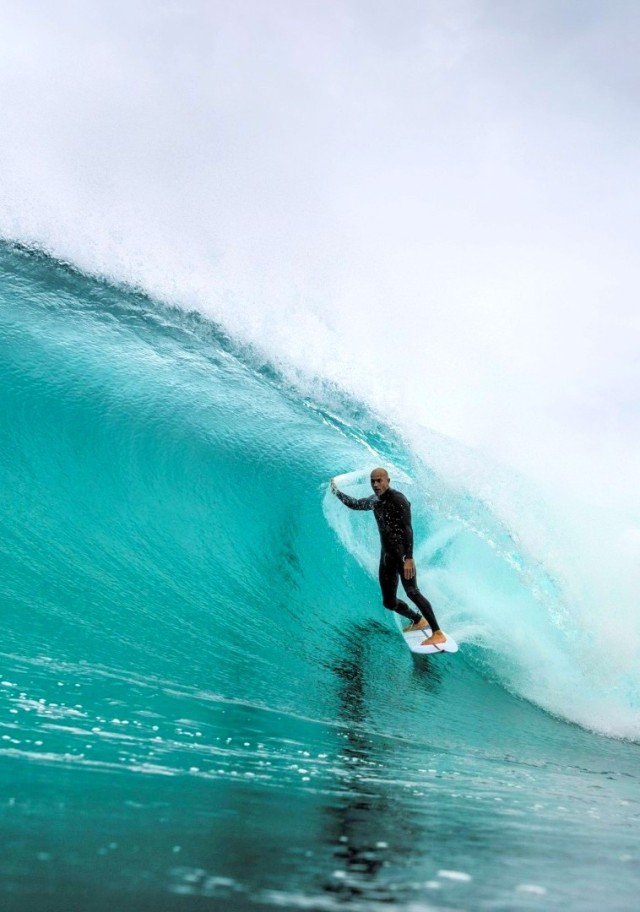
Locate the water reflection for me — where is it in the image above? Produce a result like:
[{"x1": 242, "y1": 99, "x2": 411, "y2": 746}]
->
[
  {"x1": 321, "y1": 623, "x2": 427, "y2": 903},
  {"x1": 410, "y1": 650, "x2": 444, "y2": 689}
]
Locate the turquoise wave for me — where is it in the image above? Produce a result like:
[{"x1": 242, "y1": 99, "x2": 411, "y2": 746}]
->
[{"x1": 1, "y1": 243, "x2": 639, "y2": 911}]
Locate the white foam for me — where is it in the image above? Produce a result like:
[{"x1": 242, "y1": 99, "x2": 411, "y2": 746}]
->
[{"x1": 437, "y1": 869, "x2": 472, "y2": 882}]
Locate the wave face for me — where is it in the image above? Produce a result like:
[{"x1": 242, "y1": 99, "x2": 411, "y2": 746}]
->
[{"x1": 2, "y1": 243, "x2": 640, "y2": 910}]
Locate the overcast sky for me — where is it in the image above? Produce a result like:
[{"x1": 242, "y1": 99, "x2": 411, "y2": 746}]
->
[{"x1": 1, "y1": 0, "x2": 639, "y2": 504}]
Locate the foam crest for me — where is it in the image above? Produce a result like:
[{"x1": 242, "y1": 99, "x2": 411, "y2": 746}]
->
[{"x1": 1, "y1": 3, "x2": 638, "y2": 494}]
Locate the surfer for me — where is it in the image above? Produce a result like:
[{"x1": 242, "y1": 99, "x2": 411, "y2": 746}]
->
[{"x1": 331, "y1": 468, "x2": 446, "y2": 647}]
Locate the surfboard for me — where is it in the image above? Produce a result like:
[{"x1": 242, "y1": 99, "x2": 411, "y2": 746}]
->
[{"x1": 399, "y1": 622, "x2": 459, "y2": 655}]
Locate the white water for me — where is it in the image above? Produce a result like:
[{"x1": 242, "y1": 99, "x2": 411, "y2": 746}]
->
[{"x1": 2, "y1": 0, "x2": 639, "y2": 732}]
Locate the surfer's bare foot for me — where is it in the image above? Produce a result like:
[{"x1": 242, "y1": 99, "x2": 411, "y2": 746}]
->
[
  {"x1": 403, "y1": 617, "x2": 428, "y2": 633},
  {"x1": 421, "y1": 629, "x2": 446, "y2": 647}
]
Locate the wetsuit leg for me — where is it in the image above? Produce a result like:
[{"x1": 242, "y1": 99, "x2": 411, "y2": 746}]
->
[
  {"x1": 378, "y1": 552, "x2": 422, "y2": 624},
  {"x1": 400, "y1": 567, "x2": 440, "y2": 631}
]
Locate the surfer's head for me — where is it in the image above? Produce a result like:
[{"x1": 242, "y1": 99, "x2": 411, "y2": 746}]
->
[{"x1": 370, "y1": 467, "x2": 390, "y2": 496}]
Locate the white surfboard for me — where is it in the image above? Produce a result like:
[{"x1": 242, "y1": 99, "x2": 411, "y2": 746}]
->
[{"x1": 398, "y1": 620, "x2": 459, "y2": 655}]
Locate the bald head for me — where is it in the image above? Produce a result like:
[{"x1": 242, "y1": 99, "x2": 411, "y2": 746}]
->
[{"x1": 370, "y1": 467, "x2": 390, "y2": 496}]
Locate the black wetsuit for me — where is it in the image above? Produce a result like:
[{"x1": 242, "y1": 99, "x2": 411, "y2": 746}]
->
[{"x1": 334, "y1": 487, "x2": 440, "y2": 631}]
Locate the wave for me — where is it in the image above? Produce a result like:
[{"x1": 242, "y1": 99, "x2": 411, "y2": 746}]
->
[{"x1": 1, "y1": 241, "x2": 639, "y2": 743}]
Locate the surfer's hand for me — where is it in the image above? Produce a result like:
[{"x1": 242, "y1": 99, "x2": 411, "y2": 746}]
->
[{"x1": 403, "y1": 558, "x2": 415, "y2": 580}]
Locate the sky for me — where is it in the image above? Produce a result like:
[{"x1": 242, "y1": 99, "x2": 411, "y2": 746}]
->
[{"x1": 0, "y1": 0, "x2": 639, "y2": 505}]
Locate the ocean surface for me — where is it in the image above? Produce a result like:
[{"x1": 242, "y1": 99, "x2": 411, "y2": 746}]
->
[{"x1": 1, "y1": 241, "x2": 639, "y2": 911}]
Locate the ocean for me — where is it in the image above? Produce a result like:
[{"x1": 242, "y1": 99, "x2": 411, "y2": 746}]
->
[
  {"x1": 2, "y1": 2, "x2": 640, "y2": 909},
  {"x1": 1, "y1": 241, "x2": 639, "y2": 911}
]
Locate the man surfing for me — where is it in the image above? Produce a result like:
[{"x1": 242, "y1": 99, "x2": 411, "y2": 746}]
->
[{"x1": 331, "y1": 468, "x2": 446, "y2": 648}]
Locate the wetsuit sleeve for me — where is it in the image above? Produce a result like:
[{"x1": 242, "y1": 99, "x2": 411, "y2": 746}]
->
[
  {"x1": 334, "y1": 490, "x2": 375, "y2": 511},
  {"x1": 398, "y1": 494, "x2": 414, "y2": 559}
]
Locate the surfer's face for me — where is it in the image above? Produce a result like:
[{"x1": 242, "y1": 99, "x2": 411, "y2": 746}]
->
[{"x1": 370, "y1": 469, "x2": 390, "y2": 496}]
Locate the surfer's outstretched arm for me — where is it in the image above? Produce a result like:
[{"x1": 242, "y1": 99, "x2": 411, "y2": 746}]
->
[{"x1": 330, "y1": 478, "x2": 375, "y2": 511}]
